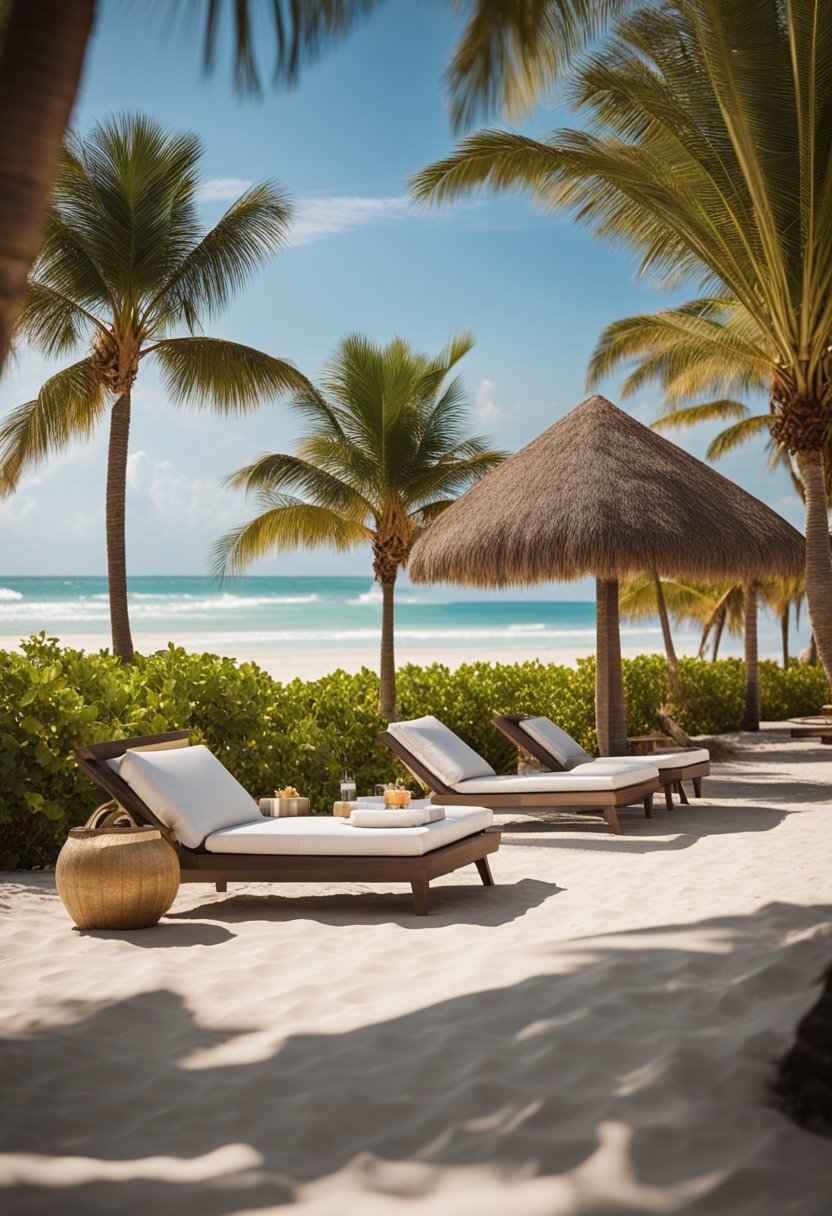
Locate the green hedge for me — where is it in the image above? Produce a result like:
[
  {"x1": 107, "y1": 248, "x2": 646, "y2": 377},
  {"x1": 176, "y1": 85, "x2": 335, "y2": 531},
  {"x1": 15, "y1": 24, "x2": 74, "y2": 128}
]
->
[{"x1": 1, "y1": 635, "x2": 828, "y2": 868}]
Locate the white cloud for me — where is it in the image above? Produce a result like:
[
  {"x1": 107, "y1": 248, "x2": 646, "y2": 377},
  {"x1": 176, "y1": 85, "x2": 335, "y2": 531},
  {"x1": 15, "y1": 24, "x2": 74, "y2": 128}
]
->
[
  {"x1": 126, "y1": 450, "x2": 148, "y2": 490},
  {"x1": 474, "y1": 378, "x2": 502, "y2": 427},
  {"x1": 199, "y1": 177, "x2": 254, "y2": 201},
  {"x1": 0, "y1": 494, "x2": 37, "y2": 524},
  {"x1": 145, "y1": 461, "x2": 238, "y2": 535},
  {"x1": 288, "y1": 195, "x2": 413, "y2": 247}
]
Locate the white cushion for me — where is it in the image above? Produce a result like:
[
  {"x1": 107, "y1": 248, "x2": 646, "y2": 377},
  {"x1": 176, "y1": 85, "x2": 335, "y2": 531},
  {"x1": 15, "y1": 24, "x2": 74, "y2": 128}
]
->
[
  {"x1": 453, "y1": 762, "x2": 658, "y2": 794},
  {"x1": 349, "y1": 806, "x2": 446, "y2": 828},
  {"x1": 205, "y1": 805, "x2": 493, "y2": 857},
  {"x1": 572, "y1": 748, "x2": 709, "y2": 773},
  {"x1": 118, "y1": 744, "x2": 259, "y2": 849},
  {"x1": 106, "y1": 736, "x2": 190, "y2": 774},
  {"x1": 387, "y1": 716, "x2": 494, "y2": 785},
  {"x1": 518, "y1": 717, "x2": 589, "y2": 768}
]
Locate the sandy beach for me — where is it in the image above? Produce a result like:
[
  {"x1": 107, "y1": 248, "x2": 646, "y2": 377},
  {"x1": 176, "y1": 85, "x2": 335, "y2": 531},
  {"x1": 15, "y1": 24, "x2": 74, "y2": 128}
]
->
[
  {"x1": 0, "y1": 633, "x2": 725, "y2": 682},
  {"x1": 1, "y1": 725, "x2": 830, "y2": 1214}
]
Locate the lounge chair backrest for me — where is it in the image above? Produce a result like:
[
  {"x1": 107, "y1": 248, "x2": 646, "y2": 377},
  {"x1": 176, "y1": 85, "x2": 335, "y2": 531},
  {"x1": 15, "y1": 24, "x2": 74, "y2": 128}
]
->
[
  {"x1": 386, "y1": 716, "x2": 495, "y2": 786},
  {"x1": 111, "y1": 744, "x2": 259, "y2": 850},
  {"x1": 519, "y1": 717, "x2": 589, "y2": 769}
]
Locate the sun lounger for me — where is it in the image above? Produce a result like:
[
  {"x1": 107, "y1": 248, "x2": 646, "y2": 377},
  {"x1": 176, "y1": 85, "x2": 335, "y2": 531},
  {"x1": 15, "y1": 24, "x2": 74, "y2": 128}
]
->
[
  {"x1": 73, "y1": 731, "x2": 501, "y2": 916},
  {"x1": 379, "y1": 716, "x2": 661, "y2": 833},
  {"x1": 492, "y1": 713, "x2": 710, "y2": 810}
]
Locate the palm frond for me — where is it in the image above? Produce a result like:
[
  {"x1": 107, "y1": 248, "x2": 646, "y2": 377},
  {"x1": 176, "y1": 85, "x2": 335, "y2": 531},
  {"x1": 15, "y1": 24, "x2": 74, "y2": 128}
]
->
[
  {"x1": 224, "y1": 451, "x2": 372, "y2": 517},
  {"x1": 705, "y1": 414, "x2": 770, "y2": 460},
  {"x1": 444, "y1": 0, "x2": 633, "y2": 132},
  {"x1": 201, "y1": 0, "x2": 385, "y2": 94},
  {"x1": 145, "y1": 182, "x2": 293, "y2": 328},
  {"x1": 650, "y1": 400, "x2": 752, "y2": 431},
  {"x1": 148, "y1": 337, "x2": 308, "y2": 413},
  {"x1": 0, "y1": 359, "x2": 103, "y2": 494},
  {"x1": 14, "y1": 279, "x2": 107, "y2": 356},
  {"x1": 212, "y1": 494, "x2": 370, "y2": 577}
]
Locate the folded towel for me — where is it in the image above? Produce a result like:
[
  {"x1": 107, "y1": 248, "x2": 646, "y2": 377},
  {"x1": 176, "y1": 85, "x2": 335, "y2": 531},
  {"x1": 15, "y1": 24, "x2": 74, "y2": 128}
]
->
[
  {"x1": 349, "y1": 806, "x2": 447, "y2": 829},
  {"x1": 347, "y1": 796, "x2": 431, "y2": 811}
]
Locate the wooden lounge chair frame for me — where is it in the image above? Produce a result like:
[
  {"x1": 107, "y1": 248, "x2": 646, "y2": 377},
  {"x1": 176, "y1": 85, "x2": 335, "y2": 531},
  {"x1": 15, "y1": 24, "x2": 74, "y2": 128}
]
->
[
  {"x1": 379, "y1": 729, "x2": 659, "y2": 835},
  {"x1": 492, "y1": 713, "x2": 710, "y2": 811},
  {"x1": 789, "y1": 718, "x2": 832, "y2": 745},
  {"x1": 73, "y1": 731, "x2": 501, "y2": 916}
]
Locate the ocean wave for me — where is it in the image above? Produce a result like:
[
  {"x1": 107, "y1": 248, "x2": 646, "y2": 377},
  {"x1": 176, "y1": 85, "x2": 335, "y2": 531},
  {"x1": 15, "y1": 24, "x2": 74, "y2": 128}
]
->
[
  {"x1": 347, "y1": 586, "x2": 441, "y2": 607},
  {"x1": 0, "y1": 592, "x2": 321, "y2": 621},
  {"x1": 0, "y1": 588, "x2": 23, "y2": 601},
  {"x1": 153, "y1": 626, "x2": 613, "y2": 644},
  {"x1": 129, "y1": 592, "x2": 320, "y2": 607}
]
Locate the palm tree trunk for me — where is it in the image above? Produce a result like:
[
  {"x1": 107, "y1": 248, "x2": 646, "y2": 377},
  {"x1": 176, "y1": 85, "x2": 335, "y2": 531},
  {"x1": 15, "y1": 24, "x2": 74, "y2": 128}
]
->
[
  {"x1": 711, "y1": 607, "x2": 726, "y2": 662},
  {"x1": 781, "y1": 607, "x2": 790, "y2": 671},
  {"x1": 379, "y1": 577, "x2": 397, "y2": 721},
  {"x1": 653, "y1": 572, "x2": 678, "y2": 671},
  {"x1": 0, "y1": 0, "x2": 96, "y2": 375},
  {"x1": 606, "y1": 579, "x2": 628, "y2": 756},
  {"x1": 596, "y1": 577, "x2": 627, "y2": 756},
  {"x1": 796, "y1": 450, "x2": 832, "y2": 685},
  {"x1": 106, "y1": 390, "x2": 134, "y2": 660},
  {"x1": 741, "y1": 581, "x2": 759, "y2": 731},
  {"x1": 595, "y1": 576, "x2": 610, "y2": 755}
]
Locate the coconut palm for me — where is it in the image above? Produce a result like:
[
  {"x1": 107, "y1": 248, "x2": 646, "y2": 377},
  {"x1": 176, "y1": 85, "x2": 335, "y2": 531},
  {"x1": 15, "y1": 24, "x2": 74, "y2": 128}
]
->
[
  {"x1": 214, "y1": 332, "x2": 505, "y2": 719},
  {"x1": 0, "y1": 0, "x2": 630, "y2": 377},
  {"x1": 411, "y1": 0, "x2": 832, "y2": 684},
  {"x1": 0, "y1": 113, "x2": 306, "y2": 660},
  {"x1": 587, "y1": 295, "x2": 832, "y2": 502}
]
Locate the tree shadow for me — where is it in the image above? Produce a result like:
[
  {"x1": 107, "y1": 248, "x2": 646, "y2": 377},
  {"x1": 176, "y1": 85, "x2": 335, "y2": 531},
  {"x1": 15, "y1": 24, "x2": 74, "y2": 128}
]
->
[
  {"x1": 2, "y1": 903, "x2": 830, "y2": 1214},
  {"x1": 165, "y1": 878, "x2": 560, "y2": 929}
]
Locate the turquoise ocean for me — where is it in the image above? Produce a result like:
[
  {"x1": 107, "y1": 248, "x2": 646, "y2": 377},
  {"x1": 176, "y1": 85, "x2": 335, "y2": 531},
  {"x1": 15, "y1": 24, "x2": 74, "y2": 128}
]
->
[{"x1": 0, "y1": 576, "x2": 794, "y2": 660}]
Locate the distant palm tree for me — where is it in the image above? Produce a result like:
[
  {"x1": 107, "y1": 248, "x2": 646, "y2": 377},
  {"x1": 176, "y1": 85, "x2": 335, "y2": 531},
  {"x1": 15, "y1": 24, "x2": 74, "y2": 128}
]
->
[
  {"x1": 411, "y1": 0, "x2": 832, "y2": 685},
  {"x1": 0, "y1": 113, "x2": 306, "y2": 659},
  {"x1": 214, "y1": 332, "x2": 505, "y2": 719}
]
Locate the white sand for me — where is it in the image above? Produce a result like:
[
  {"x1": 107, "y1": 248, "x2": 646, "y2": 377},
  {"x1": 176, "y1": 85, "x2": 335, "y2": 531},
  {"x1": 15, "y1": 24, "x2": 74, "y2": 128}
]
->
[
  {"x1": 0, "y1": 632, "x2": 604, "y2": 679},
  {"x1": 1, "y1": 728, "x2": 831, "y2": 1213}
]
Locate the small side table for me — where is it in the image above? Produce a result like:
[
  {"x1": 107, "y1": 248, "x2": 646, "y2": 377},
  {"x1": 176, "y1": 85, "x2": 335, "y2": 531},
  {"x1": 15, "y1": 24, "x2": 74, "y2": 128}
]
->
[{"x1": 627, "y1": 733, "x2": 672, "y2": 755}]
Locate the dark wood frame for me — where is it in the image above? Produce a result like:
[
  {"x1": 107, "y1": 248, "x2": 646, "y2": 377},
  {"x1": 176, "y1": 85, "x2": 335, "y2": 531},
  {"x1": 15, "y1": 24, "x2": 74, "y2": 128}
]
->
[
  {"x1": 379, "y1": 728, "x2": 659, "y2": 835},
  {"x1": 789, "y1": 721, "x2": 832, "y2": 745},
  {"x1": 73, "y1": 731, "x2": 501, "y2": 916},
  {"x1": 492, "y1": 713, "x2": 710, "y2": 812}
]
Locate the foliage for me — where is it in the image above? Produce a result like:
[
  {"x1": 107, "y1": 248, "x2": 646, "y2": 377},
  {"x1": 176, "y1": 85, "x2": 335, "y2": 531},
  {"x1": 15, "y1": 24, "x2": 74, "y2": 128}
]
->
[
  {"x1": 215, "y1": 332, "x2": 505, "y2": 717},
  {"x1": 2, "y1": 635, "x2": 828, "y2": 869},
  {"x1": 0, "y1": 114, "x2": 304, "y2": 657}
]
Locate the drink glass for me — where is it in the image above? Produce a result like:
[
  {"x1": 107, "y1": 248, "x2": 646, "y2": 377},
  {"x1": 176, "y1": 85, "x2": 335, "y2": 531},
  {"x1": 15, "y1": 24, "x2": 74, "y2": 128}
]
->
[{"x1": 340, "y1": 770, "x2": 356, "y2": 802}]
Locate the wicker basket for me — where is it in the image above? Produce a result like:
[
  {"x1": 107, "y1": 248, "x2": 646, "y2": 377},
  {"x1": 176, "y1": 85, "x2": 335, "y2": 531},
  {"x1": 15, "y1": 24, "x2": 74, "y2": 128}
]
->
[{"x1": 55, "y1": 804, "x2": 180, "y2": 930}]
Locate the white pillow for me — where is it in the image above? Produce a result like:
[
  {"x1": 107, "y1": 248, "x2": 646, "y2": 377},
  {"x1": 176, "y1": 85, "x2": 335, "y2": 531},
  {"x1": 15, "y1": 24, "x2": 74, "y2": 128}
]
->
[
  {"x1": 519, "y1": 717, "x2": 589, "y2": 769},
  {"x1": 387, "y1": 715, "x2": 494, "y2": 786},
  {"x1": 118, "y1": 744, "x2": 259, "y2": 849}
]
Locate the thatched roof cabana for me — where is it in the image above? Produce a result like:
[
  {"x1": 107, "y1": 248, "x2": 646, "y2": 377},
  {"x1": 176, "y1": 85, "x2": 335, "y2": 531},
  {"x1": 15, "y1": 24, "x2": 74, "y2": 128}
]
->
[{"x1": 409, "y1": 394, "x2": 804, "y2": 753}]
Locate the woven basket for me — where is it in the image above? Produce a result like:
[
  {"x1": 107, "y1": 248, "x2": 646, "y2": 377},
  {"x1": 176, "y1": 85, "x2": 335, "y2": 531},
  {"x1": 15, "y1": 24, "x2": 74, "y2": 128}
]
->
[{"x1": 56, "y1": 803, "x2": 180, "y2": 930}]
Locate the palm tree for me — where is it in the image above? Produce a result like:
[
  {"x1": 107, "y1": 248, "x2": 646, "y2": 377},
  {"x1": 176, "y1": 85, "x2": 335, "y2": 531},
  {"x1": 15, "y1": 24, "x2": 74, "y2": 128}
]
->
[
  {"x1": 587, "y1": 296, "x2": 832, "y2": 502},
  {"x1": 0, "y1": 113, "x2": 307, "y2": 660},
  {"x1": 621, "y1": 572, "x2": 769, "y2": 727},
  {"x1": 0, "y1": 0, "x2": 625, "y2": 376},
  {"x1": 411, "y1": 0, "x2": 832, "y2": 685},
  {"x1": 0, "y1": 0, "x2": 96, "y2": 378},
  {"x1": 214, "y1": 332, "x2": 504, "y2": 719}
]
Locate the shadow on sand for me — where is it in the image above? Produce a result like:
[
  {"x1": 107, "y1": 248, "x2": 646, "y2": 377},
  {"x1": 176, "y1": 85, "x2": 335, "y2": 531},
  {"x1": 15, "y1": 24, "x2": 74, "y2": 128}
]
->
[
  {"x1": 166, "y1": 877, "x2": 561, "y2": 929},
  {"x1": 1, "y1": 902, "x2": 830, "y2": 1215}
]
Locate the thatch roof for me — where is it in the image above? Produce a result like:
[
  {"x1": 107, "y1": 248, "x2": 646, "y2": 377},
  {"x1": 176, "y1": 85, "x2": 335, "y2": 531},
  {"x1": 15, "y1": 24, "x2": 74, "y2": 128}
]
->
[{"x1": 409, "y1": 394, "x2": 804, "y2": 586}]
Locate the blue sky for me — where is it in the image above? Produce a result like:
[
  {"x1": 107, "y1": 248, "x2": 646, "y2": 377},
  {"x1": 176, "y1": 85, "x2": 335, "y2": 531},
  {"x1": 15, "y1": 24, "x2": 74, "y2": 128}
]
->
[{"x1": 0, "y1": 0, "x2": 800, "y2": 593}]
